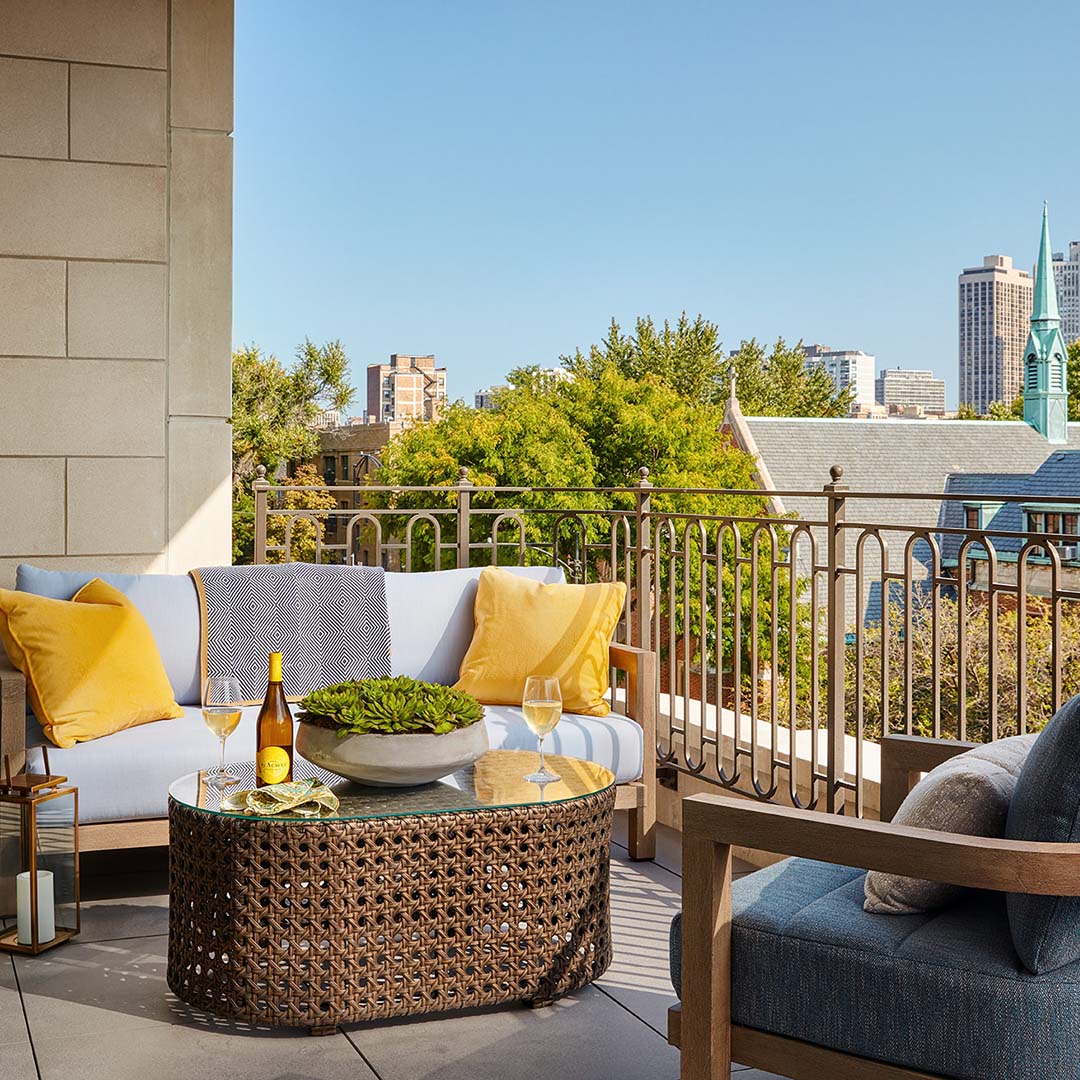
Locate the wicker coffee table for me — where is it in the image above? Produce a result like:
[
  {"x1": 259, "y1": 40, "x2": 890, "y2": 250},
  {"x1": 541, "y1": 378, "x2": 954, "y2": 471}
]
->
[{"x1": 167, "y1": 749, "x2": 615, "y2": 1032}]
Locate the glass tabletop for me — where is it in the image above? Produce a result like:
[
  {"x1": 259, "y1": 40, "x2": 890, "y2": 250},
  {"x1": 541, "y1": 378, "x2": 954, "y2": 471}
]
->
[{"x1": 168, "y1": 749, "x2": 614, "y2": 822}]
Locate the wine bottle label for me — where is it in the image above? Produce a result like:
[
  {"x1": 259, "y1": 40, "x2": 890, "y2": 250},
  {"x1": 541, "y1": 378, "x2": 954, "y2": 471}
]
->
[{"x1": 256, "y1": 745, "x2": 290, "y2": 785}]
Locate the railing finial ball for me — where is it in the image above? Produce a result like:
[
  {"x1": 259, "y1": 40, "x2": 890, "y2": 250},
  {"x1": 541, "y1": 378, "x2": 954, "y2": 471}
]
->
[
  {"x1": 458, "y1": 466, "x2": 469, "y2": 481},
  {"x1": 255, "y1": 464, "x2": 267, "y2": 480},
  {"x1": 830, "y1": 464, "x2": 844, "y2": 483},
  {"x1": 639, "y1": 466, "x2": 650, "y2": 480}
]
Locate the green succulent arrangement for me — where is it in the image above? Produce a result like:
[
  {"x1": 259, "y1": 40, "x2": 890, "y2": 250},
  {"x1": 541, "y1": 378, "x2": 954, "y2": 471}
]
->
[{"x1": 298, "y1": 677, "x2": 484, "y2": 737}]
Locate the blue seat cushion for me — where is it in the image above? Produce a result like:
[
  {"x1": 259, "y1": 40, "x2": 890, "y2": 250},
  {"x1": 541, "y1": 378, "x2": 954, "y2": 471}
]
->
[
  {"x1": 670, "y1": 858, "x2": 1080, "y2": 1080},
  {"x1": 1005, "y1": 692, "x2": 1080, "y2": 973}
]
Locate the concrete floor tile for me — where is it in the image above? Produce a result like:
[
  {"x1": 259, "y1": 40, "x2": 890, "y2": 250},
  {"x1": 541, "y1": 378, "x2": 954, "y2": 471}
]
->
[
  {"x1": 0, "y1": 1036, "x2": 36, "y2": 1079},
  {"x1": 33, "y1": 1024, "x2": 376, "y2": 1080},
  {"x1": 0, "y1": 952, "x2": 29, "y2": 1047},
  {"x1": 77, "y1": 894, "x2": 169, "y2": 943},
  {"x1": 15, "y1": 933, "x2": 205, "y2": 1039},
  {"x1": 343, "y1": 985, "x2": 679, "y2": 1080},
  {"x1": 599, "y1": 852, "x2": 682, "y2": 1034}
]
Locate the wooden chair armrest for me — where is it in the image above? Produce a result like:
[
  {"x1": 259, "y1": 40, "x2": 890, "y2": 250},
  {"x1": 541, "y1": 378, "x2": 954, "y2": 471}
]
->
[
  {"x1": 683, "y1": 792, "x2": 1080, "y2": 896},
  {"x1": 0, "y1": 650, "x2": 26, "y2": 774},
  {"x1": 880, "y1": 733, "x2": 977, "y2": 822}
]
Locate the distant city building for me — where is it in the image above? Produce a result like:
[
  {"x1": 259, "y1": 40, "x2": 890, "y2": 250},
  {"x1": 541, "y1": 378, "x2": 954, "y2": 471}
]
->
[
  {"x1": 312, "y1": 409, "x2": 341, "y2": 429},
  {"x1": 1053, "y1": 241, "x2": 1080, "y2": 345},
  {"x1": 875, "y1": 368, "x2": 947, "y2": 415},
  {"x1": 366, "y1": 353, "x2": 446, "y2": 423},
  {"x1": 474, "y1": 386, "x2": 506, "y2": 410},
  {"x1": 475, "y1": 367, "x2": 571, "y2": 410},
  {"x1": 959, "y1": 255, "x2": 1033, "y2": 413},
  {"x1": 801, "y1": 344, "x2": 876, "y2": 406}
]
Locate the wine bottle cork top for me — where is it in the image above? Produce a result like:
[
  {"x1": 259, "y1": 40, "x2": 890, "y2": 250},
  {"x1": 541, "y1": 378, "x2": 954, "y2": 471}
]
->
[{"x1": 269, "y1": 652, "x2": 283, "y2": 683}]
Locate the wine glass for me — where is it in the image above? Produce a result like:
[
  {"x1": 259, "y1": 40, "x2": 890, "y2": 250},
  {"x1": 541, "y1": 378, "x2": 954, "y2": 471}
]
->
[
  {"x1": 203, "y1": 675, "x2": 242, "y2": 789},
  {"x1": 522, "y1": 676, "x2": 562, "y2": 784}
]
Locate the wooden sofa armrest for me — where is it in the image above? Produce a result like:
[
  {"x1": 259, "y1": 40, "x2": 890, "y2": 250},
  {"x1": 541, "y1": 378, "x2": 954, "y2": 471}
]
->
[
  {"x1": 0, "y1": 650, "x2": 26, "y2": 775},
  {"x1": 880, "y1": 733, "x2": 977, "y2": 822},
  {"x1": 609, "y1": 642, "x2": 658, "y2": 859},
  {"x1": 683, "y1": 791, "x2": 1080, "y2": 896}
]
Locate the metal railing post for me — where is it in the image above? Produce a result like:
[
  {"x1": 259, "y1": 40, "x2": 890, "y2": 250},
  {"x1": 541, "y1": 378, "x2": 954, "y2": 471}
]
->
[
  {"x1": 456, "y1": 466, "x2": 474, "y2": 570},
  {"x1": 635, "y1": 467, "x2": 653, "y2": 650},
  {"x1": 253, "y1": 465, "x2": 270, "y2": 565},
  {"x1": 824, "y1": 465, "x2": 848, "y2": 813}
]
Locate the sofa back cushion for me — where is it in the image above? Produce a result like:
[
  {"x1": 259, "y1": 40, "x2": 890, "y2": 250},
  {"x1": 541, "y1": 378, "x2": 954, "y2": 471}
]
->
[
  {"x1": 385, "y1": 565, "x2": 564, "y2": 685},
  {"x1": 17, "y1": 562, "x2": 566, "y2": 706},
  {"x1": 1005, "y1": 693, "x2": 1080, "y2": 973},
  {"x1": 16, "y1": 564, "x2": 202, "y2": 706}
]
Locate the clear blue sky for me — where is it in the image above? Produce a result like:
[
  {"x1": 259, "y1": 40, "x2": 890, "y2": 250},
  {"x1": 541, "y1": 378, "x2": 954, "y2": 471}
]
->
[{"x1": 233, "y1": 0, "x2": 1080, "y2": 410}]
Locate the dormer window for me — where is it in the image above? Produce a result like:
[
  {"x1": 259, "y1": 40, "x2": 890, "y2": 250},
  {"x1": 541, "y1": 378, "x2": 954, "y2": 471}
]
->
[{"x1": 1025, "y1": 510, "x2": 1080, "y2": 536}]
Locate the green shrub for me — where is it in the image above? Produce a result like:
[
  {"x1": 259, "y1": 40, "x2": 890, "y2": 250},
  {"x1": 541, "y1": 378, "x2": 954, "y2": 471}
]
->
[{"x1": 298, "y1": 677, "x2": 484, "y2": 737}]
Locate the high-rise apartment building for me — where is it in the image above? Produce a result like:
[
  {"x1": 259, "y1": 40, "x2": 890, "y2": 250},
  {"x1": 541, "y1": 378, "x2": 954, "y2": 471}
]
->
[
  {"x1": 802, "y1": 345, "x2": 876, "y2": 406},
  {"x1": 958, "y1": 255, "x2": 1033, "y2": 413},
  {"x1": 366, "y1": 354, "x2": 446, "y2": 423},
  {"x1": 875, "y1": 368, "x2": 947, "y2": 414},
  {"x1": 1053, "y1": 241, "x2": 1080, "y2": 345}
]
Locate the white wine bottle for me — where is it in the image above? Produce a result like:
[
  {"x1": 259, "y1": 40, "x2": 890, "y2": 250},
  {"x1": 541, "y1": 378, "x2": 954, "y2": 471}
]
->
[{"x1": 255, "y1": 652, "x2": 293, "y2": 787}]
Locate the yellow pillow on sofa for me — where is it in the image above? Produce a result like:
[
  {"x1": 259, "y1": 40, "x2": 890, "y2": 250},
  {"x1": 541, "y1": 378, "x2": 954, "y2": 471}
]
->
[
  {"x1": 454, "y1": 567, "x2": 627, "y2": 716},
  {"x1": 0, "y1": 578, "x2": 183, "y2": 748}
]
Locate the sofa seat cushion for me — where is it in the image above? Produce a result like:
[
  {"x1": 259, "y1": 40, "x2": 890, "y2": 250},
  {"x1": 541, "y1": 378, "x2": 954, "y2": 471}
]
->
[
  {"x1": 27, "y1": 702, "x2": 641, "y2": 823},
  {"x1": 483, "y1": 705, "x2": 643, "y2": 784},
  {"x1": 670, "y1": 858, "x2": 1080, "y2": 1080}
]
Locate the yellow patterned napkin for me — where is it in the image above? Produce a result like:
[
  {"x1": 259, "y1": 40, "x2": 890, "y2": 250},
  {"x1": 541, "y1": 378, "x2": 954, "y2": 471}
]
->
[{"x1": 219, "y1": 777, "x2": 340, "y2": 817}]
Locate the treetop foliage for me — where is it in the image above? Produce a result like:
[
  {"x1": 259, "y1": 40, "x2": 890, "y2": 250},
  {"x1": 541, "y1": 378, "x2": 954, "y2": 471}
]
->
[{"x1": 231, "y1": 339, "x2": 355, "y2": 490}]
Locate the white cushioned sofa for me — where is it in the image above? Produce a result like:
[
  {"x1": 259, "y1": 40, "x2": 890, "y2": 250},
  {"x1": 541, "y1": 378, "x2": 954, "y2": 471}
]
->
[{"x1": 0, "y1": 564, "x2": 657, "y2": 857}]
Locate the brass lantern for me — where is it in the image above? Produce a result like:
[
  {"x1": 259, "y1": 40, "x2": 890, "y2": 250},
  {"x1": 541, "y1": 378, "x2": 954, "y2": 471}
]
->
[{"x1": 0, "y1": 751, "x2": 79, "y2": 955}]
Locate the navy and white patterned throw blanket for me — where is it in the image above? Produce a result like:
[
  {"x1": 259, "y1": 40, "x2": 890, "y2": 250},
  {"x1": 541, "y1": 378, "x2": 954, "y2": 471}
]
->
[{"x1": 190, "y1": 563, "x2": 392, "y2": 703}]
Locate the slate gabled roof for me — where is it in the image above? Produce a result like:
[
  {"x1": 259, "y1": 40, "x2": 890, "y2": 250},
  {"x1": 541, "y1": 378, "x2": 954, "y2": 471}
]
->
[{"x1": 729, "y1": 413, "x2": 1080, "y2": 623}]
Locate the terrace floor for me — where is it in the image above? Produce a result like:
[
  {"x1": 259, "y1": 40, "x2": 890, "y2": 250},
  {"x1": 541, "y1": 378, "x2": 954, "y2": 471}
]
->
[{"x1": 2, "y1": 815, "x2": 779, "y2": 1080}]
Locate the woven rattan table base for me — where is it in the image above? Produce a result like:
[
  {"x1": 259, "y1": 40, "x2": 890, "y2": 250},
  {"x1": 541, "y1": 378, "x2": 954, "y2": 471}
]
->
[{"x1": 167, "y1": 787, "x2": 614, "y2": 1029}]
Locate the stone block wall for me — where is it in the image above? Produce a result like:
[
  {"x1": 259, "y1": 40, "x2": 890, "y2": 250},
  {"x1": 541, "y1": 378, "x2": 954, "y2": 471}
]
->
[{"x1": 0, "y1": 0, "x2": 234, "y2": 586}]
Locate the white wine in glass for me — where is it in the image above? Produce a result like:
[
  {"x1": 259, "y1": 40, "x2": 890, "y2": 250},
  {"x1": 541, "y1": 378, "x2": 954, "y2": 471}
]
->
[
  {"x1": 522, "y1": 675, "x2": 561, "y2": 784},
  {"x1": 203, "y1": 675, "x2": 242, "y2": 788}
]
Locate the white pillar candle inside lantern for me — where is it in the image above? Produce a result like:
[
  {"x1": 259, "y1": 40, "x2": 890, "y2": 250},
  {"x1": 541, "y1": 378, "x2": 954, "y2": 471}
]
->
[{"x1": 16, "y1": 870, "x2": 55, "y2": 946}]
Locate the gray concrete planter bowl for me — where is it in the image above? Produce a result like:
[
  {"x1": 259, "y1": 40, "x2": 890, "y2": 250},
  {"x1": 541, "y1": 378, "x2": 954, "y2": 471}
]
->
[{"x1": 295, "y1": 720, "x2": 490, "y2": 787}]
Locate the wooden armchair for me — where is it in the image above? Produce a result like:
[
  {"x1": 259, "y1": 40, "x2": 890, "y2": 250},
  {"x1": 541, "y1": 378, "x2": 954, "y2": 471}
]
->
[{"x1": 668, "y1": 734, "x2": 1080, "y2": 1080}]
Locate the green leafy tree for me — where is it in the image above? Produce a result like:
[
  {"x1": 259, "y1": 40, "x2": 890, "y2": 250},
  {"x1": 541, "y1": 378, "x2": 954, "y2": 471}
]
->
[
  {"x1": 231, "y1": 340, "x2": 355, "y2": 491},
  {"x1": 729, "y1": 338, "x2": 853, "y2": 417},
  {"x1": 562, "y1": 313, "x2": 726, "y2": 405},
  {"x1": 851, "y1": 594, "x2": 1080, "y2": 743},
  {"x1": 373, "y1": 392, "x2": 602, "y2": 570},
  {"x1": 231, "y1": 340, "x2": 355, "y2": 562},
  {"x1": 1069, "y1": 340, "x2": 1080, "y2": 421},
  {"x1": 233, "y1": 464, "x2": 339, "y2": 565},
  {"x1": 987, "y1": 396, "x2": 1024, "y2": 421}
]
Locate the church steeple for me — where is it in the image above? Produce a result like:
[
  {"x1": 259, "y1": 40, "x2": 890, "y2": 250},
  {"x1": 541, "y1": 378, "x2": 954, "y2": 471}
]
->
[
  {"x1": 1032, "y1": 202, "x2": 1060, "y2": 324},
  {"x1": 1023, "y1": 203, "x2": 1069, "y2": 443}
]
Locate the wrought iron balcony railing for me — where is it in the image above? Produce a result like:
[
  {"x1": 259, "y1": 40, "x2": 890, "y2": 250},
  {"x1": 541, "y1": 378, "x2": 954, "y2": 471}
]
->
[{"x1": 253, "y1": 465, "x2": 1080, "y2": 817}]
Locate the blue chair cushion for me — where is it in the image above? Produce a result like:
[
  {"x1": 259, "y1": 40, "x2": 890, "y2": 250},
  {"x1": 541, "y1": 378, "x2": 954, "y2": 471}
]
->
[
  {"x1": 670, "y1": 858, "x2": 1080, "y2": 1080},
  {"x1": 1005, "y1": 692, "x2": 1080, "y2": 974}
]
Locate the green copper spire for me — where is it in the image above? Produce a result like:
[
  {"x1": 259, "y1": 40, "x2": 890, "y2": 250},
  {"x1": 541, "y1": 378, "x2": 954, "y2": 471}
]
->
[
  {"x1": 1032, "y1": 201, "x2": 1060, "y2": 325},
  {"x1": 1023, "y1": 202, "x2": 1068, "y2": 443}
]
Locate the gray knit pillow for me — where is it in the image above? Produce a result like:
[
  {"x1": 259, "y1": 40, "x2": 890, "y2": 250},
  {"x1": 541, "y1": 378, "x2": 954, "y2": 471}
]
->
[{"x1": 864, "y1": 734, "x2": 1036, "y2": 915}]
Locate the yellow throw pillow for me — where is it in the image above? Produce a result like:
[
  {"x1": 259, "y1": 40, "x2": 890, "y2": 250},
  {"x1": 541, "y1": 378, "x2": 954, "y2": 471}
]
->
[
  {"x1": 0, "y1": 578, "x2": 183, "y2": 749},
  {"x1": 454, "y1": 568, "x2": 627, "y2": 716}
]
